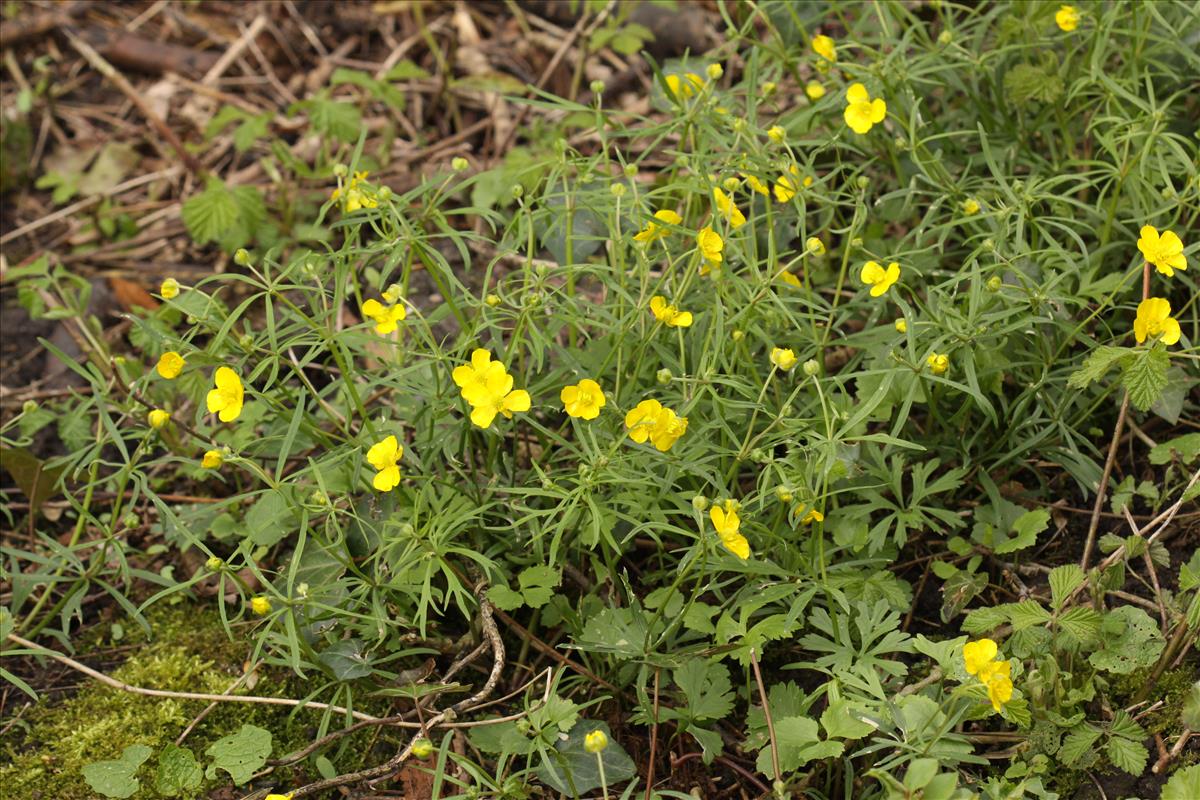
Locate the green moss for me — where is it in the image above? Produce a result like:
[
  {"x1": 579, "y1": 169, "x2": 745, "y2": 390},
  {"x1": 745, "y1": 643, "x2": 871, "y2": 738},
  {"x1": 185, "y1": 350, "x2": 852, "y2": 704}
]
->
[{"x1": 1, "y1": 603, "x2": 399, "y2": 799}]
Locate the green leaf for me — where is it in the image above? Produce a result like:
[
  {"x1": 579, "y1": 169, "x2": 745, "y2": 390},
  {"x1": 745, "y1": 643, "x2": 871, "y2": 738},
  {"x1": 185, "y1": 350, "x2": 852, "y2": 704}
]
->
[
  {"x1": 384, "y1": 59, "x2": 430, "y2": 80},
  {"x1": 904, "y1": 757, "x2": 940, "y2": 790},
  {"x1": 992, "y1": 508, "x2": 1050, "y2": 554},
  {"x1": 1069, "y1": 345, "x2": 1132, "y2": 389},
  {"x1": 244, "y1": 488, "x2": 298, "y2": 547},
  {"x1": 205, "y1": 724, "x2": 272, "y2": 785},
  {"x1": 318, "y1": 639, "x2": 374, "y2": 680},
  {"x1": 820, "y1": 697, "x2": 877, "y2": 740},
  {"x1": 1057, "y1": 606, "x2": 1102, "y2": 646},
  {"x1": 575, "y1": 607, "x2": 655, "y2": 660},
  {"x1": 1163, "y1": 764, "x2": 1200, "y2": 800},
  {"x1": 673, "y1": 659, "x2": 733, "y2": 722},
  {"x1": 1150, "y1": 433, "x2": 1200, "y2": 465},
  {"x1": 755, "y1": 716, "x2": 843, "y2": 776},
  {"x1": 81, "y1": 743, "x2": 152, "y2": 799},
  {"x1": 1106, "y1": 734, "x2": 1148, "y2": 776},
  {"x1": 1059, "y1": 723, "x2": 1101, "y2": 765},
  {"x1": 294, "y1": 92, "x2": 362, "y2": 142},
  {"x1": 535, "y1": 721, "x2": 637, "y2": 795},
  {"x1": 1122, "y1": 346, "x2": 1170, "y2": 412},
  {"x1": 517, "y1": 565, "x2": 561, "y2": 608},
  {"x1": 486, "y1": 584, "x2": 524, "y2": 611},
  {"x1": 1007, "y1": 600, "x2": 1052, "y2": 631},
  {"x1": 1184, "y1": 681, "x2": 1200, "y2": 731},
  {"x1": 1088, "y1": 606, "x2": 1165, "y2": 674},
  {"x1": 182, "y1": 176, "x2": 240, "y2": 246},
  {"x1": 1049, "y1": 564, "x2": 1085, "y2": 610},
  {"x1": 155, "y1": 743, "x2": 202, "y2": 797}
]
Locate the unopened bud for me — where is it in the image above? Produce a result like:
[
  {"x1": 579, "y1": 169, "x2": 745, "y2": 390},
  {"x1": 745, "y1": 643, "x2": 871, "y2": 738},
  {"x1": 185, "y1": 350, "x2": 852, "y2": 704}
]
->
[
  {"x1": 692, "y1": 495, "x2": 709, "y2": 512},
  {"x1": 803, "y1": 359, "x2": 820, "y2": 376},
  {"x1": 412, "y1": 738, "x2": 435, "y2": 759},
  {"x1": 452, "y1": 157, "x2": 469, "y2": 172},
  {"x1": 22, "y1": 400, "x2": 38, "y2": 414},
  {"x1": 589, "y1": 79, "x2": 606, "y2": 95},
  {"x1": 234, "y1": 248, "x2": 251, "y2": 266},
  {"x1": 610, "y1": 183, "x2": 626, "y2": 197},
  {"x1": 986, "y1": 275, "x2": 1002, "y2": 292},
  {"x1": 656, "y1": 368, "x2": 673, "y2": 384}
]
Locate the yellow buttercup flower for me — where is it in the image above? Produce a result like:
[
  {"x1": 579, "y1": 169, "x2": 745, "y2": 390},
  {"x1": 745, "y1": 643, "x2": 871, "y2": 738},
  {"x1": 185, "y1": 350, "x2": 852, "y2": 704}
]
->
[
  {"x1": 895, "y1": 318, "x2": 907, "y2": 333},
  {"x1": 584, "y1": 729, "x2": 609, "y2": 754},
  {"x1": 148, "y1": 409, "x2": 170, "y2": 430},
  {"x1": 361, "y1": 298, "x2": 407, "y2": 334},
  {"x1": 773, "y1": 165, "x2": 807, "y2": 203},
  {"x1": 706, "y1": 63, "x2": 723, "y2": 80},
  {"x1": 770, "y1": 347, "x2": 797, "y2": 371},
  {"x1": 962, "y1": 638, "x2": 999, "y2": 676},
  {"x1": 649, "y1": 296, "x2": 694, "y2": 328},
  {"x1": 625, "y1": 399, "x2": 687, "y2": 452},
  {"x1": 453, "y1": 349, "x2": 508, "y2": 406},
  {"x1": 250, "y1": 596, "x2": 271, "y2": 615},
  {"x1": 561, "y1": 379, "x2": 606, "y2": 420},
  {"x1": 927, "y1": 353, "x2": 950, "y2": 375},
  {"x1": 860, "y1": 261, "x2": 900, "y2": 297},
  {"x1": 710, "y1": 499, "x2": 750, "y2": 559},
  {"x1": 799, "y1": 507, "x2": 824, "y2": 525},
  {"x1": 696, "y1": 227, "x2": 724, "y2": 271},
  {"x1": 962, "y1": 198, "x2": 981, "y2": 215},
  {"x1": 1133, "y1": 298, "x2": 1181, "y2": 346},
  {"x1": 806, "y1": 236, "x2": 826, "y2": 255},
  {"x1": 844, "y1": 83, "x2": 887, "y2": 134},
  {"x1": 812, "y1": 34, "x2": 836, "y2": 62},
  {"x1": 206, "y1": 367, "x2": 245, "y2": 422},
  {"x1": 712, "y1": 187, "x2": 746, "y2": 228},
  {"x1": 265, "y1": 793, "x2": 294, "y2": 800},
  {"x1": 767, "y1": 125, "x2": 786, "y2": 144},
  {"x1": 1137, "y1": 225, "x2": 1188, "y2": 277},
  {"x1": 160, "y1": 278, "x2": 180, "y2": 299},
  {"x1": 778, "y1": 269, "x2": 802, "y2": 288},
  {"x1": 665, "y1": 72, "x2": 705, "y2": 100},
  {"x1": 469, "y1": 376, "x2": 531, "y2": 429},
  {"x1": 979, "y1": 659, "x2": 1013, "y2": 712},
  {"x1": 201, "y1": 449, "x2": 224, "y2": 469},
  {"x1": 156, "y1": 351, "x2": 185, "y2": 379},
  {"x1": 1055, "y1": 4, "x2": 1079, "y2": 31},
  {"x1": 633, "y1": 209, "x2": 683, "y2": 243},
  {"x1": 331, "y1": 170, "x2": 378, "y2": 212},
  {"x1": 805, "y1": 80, "x2": 825, "y2": 100},
  {"x1": 742, "y1": 172, "x2": 770, "y2": 196},
  {"x1": 366, "y1": 434, "x2": 403, "y2": 492}
]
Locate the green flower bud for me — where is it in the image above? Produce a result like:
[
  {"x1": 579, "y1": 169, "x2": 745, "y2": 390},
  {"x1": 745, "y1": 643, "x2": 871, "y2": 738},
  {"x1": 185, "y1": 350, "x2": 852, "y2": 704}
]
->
[
  {"x1": 332, "y1": 164, "x2": 348, "y2": 178},
  {"x1": 485, "y1": 293, "x2": 501, "y2": 307},
  {"x1": 206, "y1": 556, "x2": 224, "y2": 571},
  {"x1": 377, "y1": 186, "x2": 392, "y2": 201},
  {"x1": 938, "y1": 30, "x2": 953, "y2": 44},
  {"x1": 589, "y1": 79, "x2": 606, "y2": 95},
  {"x1": 22, "y1": 400, "x2": 38, "y2": 414},
  {"x1": 412, "y1": 738, "x2": 435, "y2": 759},
  {"x1": 623, "y1": 163, "x2": 638, "y2": 178},
  {"x1": 986, "y1": 275, "x2": 1003, "y2": 292},
  {"x1": 511, "y1": 184, "x2": 524, "y2": 200},
  {"x1": 610, "y1": 183, "x2": 627, "y2": 197},
  {"x1": 234, "y1": 248, "x2": 251, "y2": 266},
  {"x1": 656, "y1": 368, "x2": 673, "y2": 384},
  {"x1": 692, "y1": 495, "x2": 709, "y2": 512},
  {"x1": 856, "y1": 176, "x2": 870, "y2": 190},
  {"x1": 774, "y1": 486, "x2": 794, "y2": 503},
  {"x1": 452, "y1": 156, "x2": 469, "y2": 172},
  {"x1": 803, "y1": 359, "x2": 820, "y2": 376}
]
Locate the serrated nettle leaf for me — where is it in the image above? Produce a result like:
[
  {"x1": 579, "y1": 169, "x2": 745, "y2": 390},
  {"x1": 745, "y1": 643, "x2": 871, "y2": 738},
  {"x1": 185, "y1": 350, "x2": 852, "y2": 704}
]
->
[
  {"x1": 1007, "y1": 600, "x2": 1052, "y2": 631},
  {"x1": 1122, "y1": 346, "x2": 1170, "y2": 412},
  {"x1": 1105, "y1": 734, "x2": 1148, "y2": 776},
  {"x1": 1088, "y1": 606, "x2": 1165, "y2": 674},
  {"x1": 1059, "y1": 723, "x2": 1102, "y2": 765},
  {"x1": 1068, "y1": 345, "x2": 1132, "y2": 389},
  {"x1": 1049, "y1": 564, "x2": 1086, "y2": 609}
]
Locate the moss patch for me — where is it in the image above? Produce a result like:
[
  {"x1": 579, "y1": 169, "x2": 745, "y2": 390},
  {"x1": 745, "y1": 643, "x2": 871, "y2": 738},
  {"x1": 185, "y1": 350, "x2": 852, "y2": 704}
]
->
[{"x1": 1, "y1": 603, "x2": 399, "y2": 798}]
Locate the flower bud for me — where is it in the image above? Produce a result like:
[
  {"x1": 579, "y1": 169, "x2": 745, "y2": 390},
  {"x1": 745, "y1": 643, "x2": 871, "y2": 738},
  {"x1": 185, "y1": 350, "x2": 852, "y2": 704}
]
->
[
  {"x1": 749, "y1": 447, "x2": 768, "y2": 463},
  {"x1": 623, "y1": 163, "x2": 638, "y2": 178},
  {"x1": 201, "y1": 449, "x2": 224, "y2": 469},
  {"x1": 377, "y1": 186, "x2": 392, "y2": 202},
  {"x1": 774, "y1": 486, "x2": 794, "y2": 503},
  {"x1": 234, "y1": 248, "x2": 251, "y2": 266},
  {"x1": 451, "y1": 157, "x2": 470, "y2": 173},
  {"x1": 983, "y1": 238, "x2": 995, "y2": 251},
  {"x1": 610, "y1": 183, "x2": 626, "y2": 197},
  {"x1": 731, "y1": 329, "x2": 744, "y2": 342},
  {"x1": 856, "y1": 176, "x2": 870, "y2": 190},
  {"x1": 656, "y1": 368, "x2": 673, "y2": 384},
  {"x1": 22, "y1": 400, "x2": 38, "y2": 414},
  {"x1": 986, "y1": 275, "x2": 1002, "y2": 292},
  {"x1": 332, "y1": 164, "x2": 348, "y2": 178},
  {"x1": 122, "y1": 512, "x2": 140, "y2": 529},
  {"x1": 584, "y1": 729, "x2": 609, "y2": 753},
  {"x1": 148, "y1": 409, "x2": 170, "y2": 429},
  {"x1": 895, "y1": 318, "x2": 907, "y2": 333},
  {"x1": 692, "y1": 495, "x2": 709, "y2": 512},
  {"x1": 485, "y1": 293, "x2": 501, "y2": 307},
  {"x1": 804, "y1": 80, "x2": 825, "y2": 100},
  {"x1": 767, "y1": 125, "x2": 786, "y2": 144},
  {"x1": 938, "y1": 30, "x2": 953, "y2": 44},
  {"x1": 206, "y1": 556, "x2": 224, "y2": 571},
  {"x1": 723, "y1": 176, "x2": 740, "y2": 192},
  {"x1": 589, "y1": 79, "x2": 606, "y2": 95},
  {"x1": 762, "y1": 81, "x2": 777, "y2": 97},
  {"x1": 250, "y1": 596, "x2": 271, "y2": 615},
  {"x1": 802, "y1": 359, "x2": 820, "y2": 376},
  {"x1": 412, "y1": 738, "x2": 435, "y2": 759},
  {"x1": 706, "y1": 63, "x2": 723, "y2": 80},
  {"x1": 159, "y1": 278, "x2": 180, "y2": 299},
  {"x1": 806, "y1": 236, "x2": 826, "y2": 255},
  {"x1": 511, "y1": 184, "x2": 524, "y2": 200}
]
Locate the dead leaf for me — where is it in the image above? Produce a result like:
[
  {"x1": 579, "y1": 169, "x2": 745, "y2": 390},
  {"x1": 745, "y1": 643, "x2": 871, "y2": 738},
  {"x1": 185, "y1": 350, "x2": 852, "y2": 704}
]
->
[{"x1": 108, "y1": 276, "x2": 159, "y2": 311}]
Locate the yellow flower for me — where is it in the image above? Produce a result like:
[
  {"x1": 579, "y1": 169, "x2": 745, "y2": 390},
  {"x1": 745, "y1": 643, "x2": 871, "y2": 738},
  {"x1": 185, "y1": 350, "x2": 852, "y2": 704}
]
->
[
  {"x1": 250, "y1": 596, "x2": 271, "y2": 615},
  {"x1": 665, "y1": 72, "x2": 705, "y2": 100},
  {"x1": 1137, "y1": 225, "x2": 1188, "y2": 277},
  {"x1": 712, "y1": 187, "x2": 746, "y2": 228},
  {"x1": 710, "y1": 500, "x2": 750, "y2": 559},
  {"x1": 160, "y1": 278, "x2": 180, "y2": 299},
  {"x1": 453, "y1": 349, "x2": 509, "y2": 406},
  {"x1": 805, "y1": 80, "x2": 825, "y2": 100},
  {"x1": 927, "y1": 353, "x2": 950, "y2": 375},
  {"x1": 649, "y1": 296, "x2": 694, "y2": 328},
  {"x1": 1055, "y1": 4, "x2": 1079, "y2": 31},
  {"x1": 812, "y1": 34, "x2": 837, "y2": 62},
  {"x1": 799, "y1": 507, "x2": 824, "y2": 525},
  {"x1": 706, "y1": 63, "x2": 723, "y2": 80},
  {"x1": 331, "y1": 170, "x2": 378, "y2": 212},
  {"x1": 962, "y1": 198, "x2": 981, "y2": 215},
  {"x1": 411, "y1": 739, "x2": 435, "y2": 759},
  {"x1": 206, "y1": 367, "x2": 245, "y2": 422},
  {"x1": 767, "y1": 125, "x2": 786, "y2": 144},
  {"x1": 156, "y1": 351, "x2": 185, "y2": 379},
  {"x1": 860, "y1": 261, "x2": 900, "y2": 296},
  {"x1": 148, "y1": 409, "x2": 170, "y2": 430},
  {"x1": 773, "y1": 165, "x2": 806, "y2": 203},
  {"x1": 633, "y1": 209, "x2": 683, "y2": 243},
  {"x1": 979, "y1": 659, "x2": 1013, "y2": 712},
  {"x1": 962, "y1": 638, "x2": 999, "y2": 676},
  {"x1": 584, "y1": 729, "x2": 609, "y2": 754},
  {"x1": 468, "y1": 374, "x2": 531, "y2": 429},
  {"x1": 697, "y1": 226, "x2": 724, "y2": 271},
  {"x1": 742, "y1": 172, "x2": 770, "y2": 196},
  {"x1": 265, "y1": 794, "x2": 294, "y2": 800},
  {"x1": 895, "y1": 318, "x2": 907, "y2": 333},
  {"x1": 561, "y1": 379, "x2": 606, "y2": 420},
  {"x1": 361, "y1": 298, "x2": 407, "y2": 334},
  {"x1": 625, "y1": 399, "x2": 687, "y2": 452},
  {"x1": 366, "y1": 434, "x2": 403, "y2": 492},
  {"x1": 1133, "y1": 298, "x2": 1181, "y2": 346},
  {"x1": 778, "y1": 269, "x2": 802, "y2": 288},
  {"x1": 844, "y1": 83, "x2": 887, "y2": 134},
  {"x1": 201, "y1": 449, "x2": 224, "y2": 469},
  {"x1": 770, "y1": 347, "x2": 798, "y2": 371},
  {"x1": 806, "y1": 236, "x2": 826, "y2": 255}
]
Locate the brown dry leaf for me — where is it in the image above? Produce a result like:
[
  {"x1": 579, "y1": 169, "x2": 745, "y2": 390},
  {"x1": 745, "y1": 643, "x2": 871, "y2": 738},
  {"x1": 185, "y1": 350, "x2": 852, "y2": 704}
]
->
[
  {"x1": 144, "y1": 78, "x2": 178, "y2": 121},
  {"x1": 108, "y1": 276, "x2": 159, "y2": 311},
  {"x1": 393, "y1": 760, "x2": 436, "y2": 799}
]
